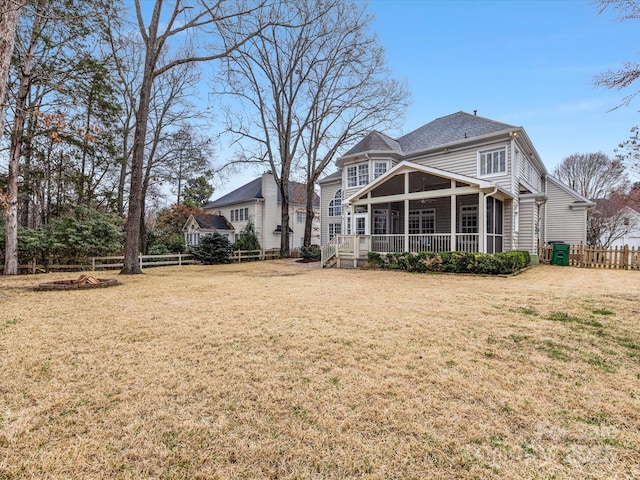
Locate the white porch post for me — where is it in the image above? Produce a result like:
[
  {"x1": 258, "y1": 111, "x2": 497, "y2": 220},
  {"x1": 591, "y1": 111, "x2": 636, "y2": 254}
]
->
[
  {"x1": 404, "y1": 172, "x2": 410, "y2": 250},
  {"x1": 478, "y1": 191, "x2": 485, "y2": 253},
  {"x1": 450, "y1": 181, "x2": 457, "y2": 251}
]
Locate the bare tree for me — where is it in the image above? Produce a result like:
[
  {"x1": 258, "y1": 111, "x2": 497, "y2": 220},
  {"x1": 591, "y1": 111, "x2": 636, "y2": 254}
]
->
[
  {"x1": 594, "y1": 1, "x2": 640, "y2": 108},
  {"x1": 297, "y1": 1, "x2": 409, "y2": 246},
  {"x1": 553, "y1": 152, "x2": 628, "y2": 200},
  {"x1": 588, "y1": 189, "x2": 640, "y2": 246},
  {"x1": 221, "y1": 0, "x2": 408, "y2": 253},
  {"x1": 120, "y1": 0, "x2": 272, "y2": 274}
]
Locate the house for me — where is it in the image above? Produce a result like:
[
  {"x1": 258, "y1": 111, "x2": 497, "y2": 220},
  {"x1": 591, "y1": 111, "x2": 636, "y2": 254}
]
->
[
  {"x1": 183, "y1": 212, "x2": 235, "y2": 248},
  {"x1": 603, "y1": 205, "x2": 640, "y2": 249},
  {"x1": 319, "y1": 111, "x2": 594, "y2": 268},
  {"x1": 204, "y1": 171, "x2": 320, "y2": 250}
]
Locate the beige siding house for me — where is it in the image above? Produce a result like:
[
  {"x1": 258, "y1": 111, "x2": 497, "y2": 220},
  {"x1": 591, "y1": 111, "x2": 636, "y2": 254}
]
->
[
  {"x1": 183, "y1": 213, "x2": 235, "y2": 248},
  {"x1": 320, "y1": 111, "x2": 593, "y2": 267},
  {"x1": 204, "y1": 172, "x2": 320, "y2": 250}
]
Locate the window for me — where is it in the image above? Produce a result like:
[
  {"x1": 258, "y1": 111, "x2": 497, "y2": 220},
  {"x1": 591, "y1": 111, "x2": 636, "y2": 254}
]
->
[
  {"x1": 296, "y1": 211, "x2": 305, "y2": 223},
  {"x1": 409, "y1": 209, "x2": 435, "y2": 234},
  {"x1": 373, "y1": 209, "x2": 388, "y2": 235},
  {"x1": 374, "y1": 162, "x2": 387, "y2": 179},
  {"x1": 328, "y1": 223, "x2": 341, "y2": 241},
  {"x1": 230, "y1": 207, "x2": 250, "y2": 222},
  {"x1": 347, "y1": 166, "x2": 357, "y2": 187},
  {"x1": 479, "y1": 148, "x2": 506, "y2": 176},
  {"x1": 358, "y1": 164, "x2": 369, "y2": 185},
  {"x1": 328, "y1": 189, "x2": 342, "y2": 217},
  {"x1": 460, "y1": 206, "x2": 478, "y2": 233}
]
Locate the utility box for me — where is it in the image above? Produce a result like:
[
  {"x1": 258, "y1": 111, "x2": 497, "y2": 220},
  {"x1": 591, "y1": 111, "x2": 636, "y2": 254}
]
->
[{"x1": 551, "y1": 243, "x2": 570, "y2": 266}]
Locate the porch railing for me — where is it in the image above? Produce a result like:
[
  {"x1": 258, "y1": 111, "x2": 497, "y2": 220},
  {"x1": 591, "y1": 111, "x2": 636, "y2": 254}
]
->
[
  {"x1": 369, "y1": 234, "x2": 478, "y2": 253},
  {"x1": 321, "y1": 234, "x2": 356, "y2": 265}
]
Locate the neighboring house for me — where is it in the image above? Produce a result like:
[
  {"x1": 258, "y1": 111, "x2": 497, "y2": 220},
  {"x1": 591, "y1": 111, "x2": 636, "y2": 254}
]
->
[
  {"x1": 320, "y1": 111, "x2": 594, "y2": 267},
  {"x1": 605, "y1": 206, "x2": 640, "y2": 249},
  {"x1": 204, "y1": 171, "x2": 320, "y2": 250},
  {"x1": 183, "y1": 212, "x2": 235, "y2": 248}
]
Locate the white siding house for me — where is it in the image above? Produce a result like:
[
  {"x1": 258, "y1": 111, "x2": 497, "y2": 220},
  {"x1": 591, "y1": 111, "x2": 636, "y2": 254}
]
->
[
  {"x1": 204, "y1": 172, "x2": 320, "y2": 250},
  {"x1": 320, "y1": 111, "x2": 593, "y2": 267}
]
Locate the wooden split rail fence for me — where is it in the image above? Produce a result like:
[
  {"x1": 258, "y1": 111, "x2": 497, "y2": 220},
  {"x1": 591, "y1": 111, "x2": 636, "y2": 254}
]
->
[
  {"x1": 1, "y1": 248, "x2": 283, "y2": 274},
  {"x1": 538, "y1": 243, "x2": 640, "y2": 270}
]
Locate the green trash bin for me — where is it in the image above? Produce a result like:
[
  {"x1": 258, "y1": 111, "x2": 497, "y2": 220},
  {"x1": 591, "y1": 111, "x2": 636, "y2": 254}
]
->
[{"x1": 552, "y1": 243, "x2": 570, "y2": 266}]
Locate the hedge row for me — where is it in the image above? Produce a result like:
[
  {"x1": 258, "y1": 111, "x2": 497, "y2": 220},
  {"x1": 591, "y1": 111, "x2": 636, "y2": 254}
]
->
[{"x1": 367, "y1": 250, "x2": 531, "y2": 275}]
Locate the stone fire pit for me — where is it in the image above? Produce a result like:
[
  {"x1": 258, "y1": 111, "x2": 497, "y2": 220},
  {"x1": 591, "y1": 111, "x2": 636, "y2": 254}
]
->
[{"x1": 35, "y1": 275, "x2": 119, "y2": 291}]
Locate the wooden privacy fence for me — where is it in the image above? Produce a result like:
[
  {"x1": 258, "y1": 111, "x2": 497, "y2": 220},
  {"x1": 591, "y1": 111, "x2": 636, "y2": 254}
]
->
[{"x1": 538, "y1": 243, "x2": 640, "y2": 270}]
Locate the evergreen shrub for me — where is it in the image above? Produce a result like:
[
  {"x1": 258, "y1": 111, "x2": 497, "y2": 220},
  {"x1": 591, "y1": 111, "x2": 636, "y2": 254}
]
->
[{"x1": 367, "y1": 250, "x2": 531, "y2": 275}]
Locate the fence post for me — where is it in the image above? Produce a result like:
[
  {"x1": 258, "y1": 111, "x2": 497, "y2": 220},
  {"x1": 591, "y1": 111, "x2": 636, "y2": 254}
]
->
[
  {"x1": 623, "y1": 245, "x2": 629, "y2": 270},
  {"x1": 92, "y1": 257, "x2": 96, "y2": 272},
  {"x1": 32, "y1": 257, "x2": 36, "y2": 274},
  {"x1": 178, "y1": 253, "x2": 182, "y2": 266},
  {"x1": 139, "y1": 253, "x2": 143, "y2": 269}
]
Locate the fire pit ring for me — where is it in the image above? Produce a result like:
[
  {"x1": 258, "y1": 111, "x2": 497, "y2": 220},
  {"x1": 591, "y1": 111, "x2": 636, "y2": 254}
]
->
[{"x1": 35, "y1": 275, "x2": 120, "y2": 291}]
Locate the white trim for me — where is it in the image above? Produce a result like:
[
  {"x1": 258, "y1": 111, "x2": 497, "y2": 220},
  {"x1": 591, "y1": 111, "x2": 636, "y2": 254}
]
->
[
  {"x1": 477, "y1": 147, "x2": 507, "y2": 178},
  {"x1": 344, "y1": 160, "x2": 495, "y2": 205}
]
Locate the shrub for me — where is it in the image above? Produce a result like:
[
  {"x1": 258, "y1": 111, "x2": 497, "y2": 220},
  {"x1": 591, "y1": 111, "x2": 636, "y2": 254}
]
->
[
  {"x1": 234, "y1": 220, "x2": 261, "y2": 251},
  {"x1": 300, "y1": 244, "x2": 321, "y2": 261},
  {"x1": 190, "y1": 233, "x2": 232, "y2": 264},
  {"x1": 367, "y1": 249, "x2": 531, "y2": 275}
]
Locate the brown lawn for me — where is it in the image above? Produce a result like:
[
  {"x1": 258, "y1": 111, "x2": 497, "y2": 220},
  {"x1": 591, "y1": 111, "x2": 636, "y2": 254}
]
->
[{"x1": 0, "y1": 261, "x2": 639, "y2": 479}]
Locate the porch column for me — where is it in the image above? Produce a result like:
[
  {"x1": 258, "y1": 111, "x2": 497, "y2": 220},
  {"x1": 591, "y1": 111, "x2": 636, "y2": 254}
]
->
[
  {"x1": 404, "y1": 172, "x2": 410, "y2": 250},
  {"x1": 450, "y1": 185, "x2": 457, "y2": 251},
  {"x1": 478, "y1": 191, "x2": 485, "y2": 253}
]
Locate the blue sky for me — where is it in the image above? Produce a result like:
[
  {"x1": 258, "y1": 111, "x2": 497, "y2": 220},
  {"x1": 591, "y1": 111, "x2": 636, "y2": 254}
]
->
[
  {"x1": 366, "y1": 0, "x2": 639, "y2": 168},
  {"x1": 215, "y1": 0, "x2": 640, "y2": 196}
]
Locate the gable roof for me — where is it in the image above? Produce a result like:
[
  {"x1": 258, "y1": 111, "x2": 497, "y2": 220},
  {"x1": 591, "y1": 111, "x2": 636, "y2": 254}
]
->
[
  {"x1": 193, "y1": 213, "x2": 234, "y2": 231},
  {"x1": 397, "y1": 112, "x2": 517, "y2": 154},
  {"x1": 206, "y1": 177, "x2": 263, "y2": 208},
  {"x1": 344, "y1": 160, "x2": 505, "y2": 205},
  {"x1": 546, "y1": 174, "x2": 595, "y2": 207},
  {"x1": 205, "y1": 174, "x2": 319, "y2": 208}
]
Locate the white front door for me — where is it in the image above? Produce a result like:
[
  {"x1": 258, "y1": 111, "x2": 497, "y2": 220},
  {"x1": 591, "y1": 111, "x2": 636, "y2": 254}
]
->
[{"x1": 354, "y1": 213, "x2": 368, "y2": 235}]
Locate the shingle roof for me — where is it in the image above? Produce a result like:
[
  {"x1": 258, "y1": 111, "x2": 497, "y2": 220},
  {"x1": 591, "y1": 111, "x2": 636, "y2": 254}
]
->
[
  {"x1": 318, "y1": 170, "x2": 342, "y2": 185},
  {"x1": 194, "y1": 213, "x2": 234, "y2": 231},
  {"x1": 205, "y1": 174, "x2": 319, "y2": 208},
  {"x1": 205, "y1": 177, "x2": 263, "y2": 208},
  {"x1": 341, "y1": 112, "x2": 518, "y2": 159},
  {"x1": 397, "y1": 112, "x2": 516, "y2": 153},
  {"x1": 344, "y1": 131, "x2": 402, "y2": 156}
]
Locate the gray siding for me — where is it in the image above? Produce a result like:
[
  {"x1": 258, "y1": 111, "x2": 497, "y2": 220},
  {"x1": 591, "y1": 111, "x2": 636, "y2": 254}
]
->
[
  {"x1": 518, "y1": 200, "x2": 536, "y2": 254},
  {"x1": 545, "y1": 180, "x2": 587, "y2": 245},
  {"x1": 320, "y1": 180, "x2": 342, "y2": 245}
]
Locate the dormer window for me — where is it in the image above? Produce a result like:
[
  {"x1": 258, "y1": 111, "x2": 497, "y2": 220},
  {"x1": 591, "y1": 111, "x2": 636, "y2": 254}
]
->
[{"x1": 479, "y1": 148, "x2": 506, "y2": 177}]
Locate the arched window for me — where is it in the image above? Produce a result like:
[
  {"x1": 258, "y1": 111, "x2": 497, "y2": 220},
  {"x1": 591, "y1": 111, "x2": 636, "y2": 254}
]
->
[{"x1": 328, "y1": 189, "x2": 342, "y2": 217}]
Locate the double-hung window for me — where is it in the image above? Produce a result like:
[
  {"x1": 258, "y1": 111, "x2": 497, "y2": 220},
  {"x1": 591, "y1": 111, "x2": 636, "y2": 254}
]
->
[
  {"x1": 479, "y1": 148, "x2": 506, "y2": 176},
  {"x1": 358, "y1": 164, "x2": 369, "y2": 185},
  {"x1": 347, "y1": 166, "x2": 357, "y2": 187}
]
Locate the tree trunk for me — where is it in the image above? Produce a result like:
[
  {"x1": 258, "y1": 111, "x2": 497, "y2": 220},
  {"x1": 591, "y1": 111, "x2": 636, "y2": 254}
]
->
[
  {"x1": 0, "y1": 0, "x2": 23, "y2": 135},
  {"x1": 279, "y1": 178, "x2": 290, "y2": 257},
  {"x1": 121, "y1": 64, "x2": 153, "y2": 274},
  {"x1": 3, "y1": 6, "x2": 35, "y2": 275},
  {"x1": 303, "y1": 182, "x2": 316, "y2": 247}
]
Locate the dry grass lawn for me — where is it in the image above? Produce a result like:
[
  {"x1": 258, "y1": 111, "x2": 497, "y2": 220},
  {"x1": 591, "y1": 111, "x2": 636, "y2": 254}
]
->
[{"x1": 0, "y1": 261, "x2": 639, "y2": 479}]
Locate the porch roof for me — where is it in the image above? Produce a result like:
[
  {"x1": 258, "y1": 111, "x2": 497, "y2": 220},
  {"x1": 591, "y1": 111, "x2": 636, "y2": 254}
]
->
[{"x1": 344, "y1": 160, "x2": 508, "y2": 204}]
